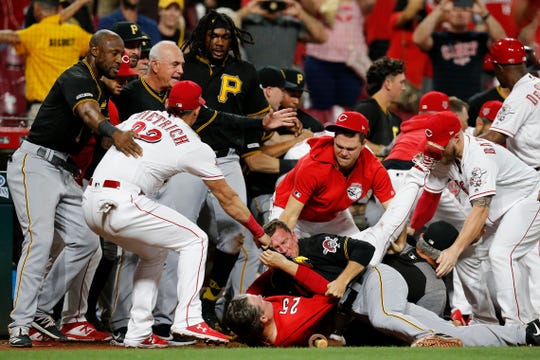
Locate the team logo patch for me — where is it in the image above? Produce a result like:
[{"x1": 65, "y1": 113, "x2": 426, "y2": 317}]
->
[
  {"x1": 496, "y1": 104, "x2": 512, "y2": 123},
  {"x1": 469, "y1": 167, "x2": 487, "y2": 190},
  {"x1": 322, "y1": 236, "x2": 340, "y2": 255},
  {"x1": 76, "y1": 92, "x2": 93, "y2": 100},
  {"x1": 293, "y1": 190, "x2": 301, "y2": 199},
  {"x1": 346, "y1": 183, "x2": 363, "y2": 201},
  {"x1": 247, "y1": 142, "x2": 260, "y2": 149}
]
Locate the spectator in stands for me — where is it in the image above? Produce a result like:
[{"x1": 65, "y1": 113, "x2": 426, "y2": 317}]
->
[
  {"x1": 0, "y1": 0, "x2": 92, "y2": 124},
  {"x1": 412, "y1": 0, "x2": 506, "y2": 101},
  {"x1": 157, "y1": 0, "x2": 188, "y2": 47},
  {"x1": 237, "y1": 0, "x2": 327, "y2": 69},
  {"x1": 98, "y1": 0, "x2": 161, "y2": 45}
]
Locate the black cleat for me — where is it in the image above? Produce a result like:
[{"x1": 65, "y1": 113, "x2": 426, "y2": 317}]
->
[
  {"x1": 9, "y1": 327, "x2": 32, "y2": 348},
  {"x1": 526, "y1": 319, "x2": 540, "y2": 346},
  {"x1": 32, "y1": 315, "x2": 67, "y2": 341}
]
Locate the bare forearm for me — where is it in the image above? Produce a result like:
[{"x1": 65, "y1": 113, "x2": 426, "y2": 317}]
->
[
  {"x1": 395, "y1": 0, "x2": 424, "y2": 27},
  {"x1": 413, "y1": 4, "x2": 444, "y2": 50},
  {"x1": 297, "y1": 7, "x2": 328, "y2": 43},
  {"x1": 451, "y1": 203, "x2": 489, "y2": 253},
  {"x1": 0, "y1": 30, "x2": 20, "y2": 44},
  {"x1": 60, "y1": 0, "x2": 92, "y2": 23}
]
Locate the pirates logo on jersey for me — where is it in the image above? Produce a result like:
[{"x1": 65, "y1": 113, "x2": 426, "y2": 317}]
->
[
  {"x1": 322, "y1": 236, "x2": 340, "y2": 255},
  {"x1": 469, "y1": 167, "x2": 487, "y2": 190},
  {"x1": 346, "y1": 183, "x2": 363, "y2": 201}
]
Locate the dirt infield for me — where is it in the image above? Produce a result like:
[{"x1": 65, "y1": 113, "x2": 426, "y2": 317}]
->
[{"x1": 0, "y1": 338, "x2": 247, "y2": 350}]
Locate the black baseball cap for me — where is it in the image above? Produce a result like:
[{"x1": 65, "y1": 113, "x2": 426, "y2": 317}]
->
[
  {"x1": 422, "y1": 221, "x2": 459, "y2": 251},
  {"x1": 283, "y1": 68, "x2": 309, "y2": 92},
  {"x1": 258, "y1": 66, "x2": 287, "y2": 88},
  {"x1": 110, "y1": 21, "x2": 147, "y2": 42}
]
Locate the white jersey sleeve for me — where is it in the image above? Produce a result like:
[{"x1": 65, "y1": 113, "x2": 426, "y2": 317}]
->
[
  {"x1": 180, "y1": 143, "x2": 224, "y2": 181},
  {"x1": 490, "y1": 74, "x2": 540, "y2": 168}
]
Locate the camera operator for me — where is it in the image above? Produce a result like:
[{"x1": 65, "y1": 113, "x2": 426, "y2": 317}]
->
[{"x1": 237, "y1": 0, "x2": 327, "y2": 68}]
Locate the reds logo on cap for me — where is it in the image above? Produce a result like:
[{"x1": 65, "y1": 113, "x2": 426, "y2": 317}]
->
[
  {"x1": 337, "y1": 113, "x2": 348, "y2": 122},
  {"x1": 326, "y1": 111, "x2": 369, "y2": 135}
]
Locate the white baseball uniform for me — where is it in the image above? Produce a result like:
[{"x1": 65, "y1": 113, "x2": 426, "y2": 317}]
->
[
  {"x1": 82, "y1": 110, "x2": 224, "y2": 344},
  {"x1": 490, "y1": 73, "x2": 540, "y2": 169},
  {"x1": 424, "y1": 134, "x2": 540, "y2": 325}
]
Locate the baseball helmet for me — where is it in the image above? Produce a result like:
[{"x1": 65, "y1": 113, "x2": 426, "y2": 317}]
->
[{"x1": 490, "y1": 38, "x2": 526, "y2": 65}]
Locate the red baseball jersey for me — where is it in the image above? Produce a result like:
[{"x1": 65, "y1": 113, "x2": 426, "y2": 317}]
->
[{"x1": 274, "y1": 136, "x2": 394, "y2": 222}]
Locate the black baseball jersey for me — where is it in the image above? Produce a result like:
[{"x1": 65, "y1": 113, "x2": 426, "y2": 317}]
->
[
  {"x1": 182, "y1": 54, "x2": 270, "y2": 117},
  {"x1": 113, "y1": 76, "x2": 265, "y2": 153},
  {"x1": 353, "y1": 98, "x2": 401, "y2": 146},
  {"x1": 296, "y1": 234, "x2": 375, "y2": 281},
  {"x1": 27, "y1": 60, "x2": 109, "y2": 155}
]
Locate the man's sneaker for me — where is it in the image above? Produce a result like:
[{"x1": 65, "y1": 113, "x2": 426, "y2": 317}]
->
[
  {"x1": 60, "y1": 321, "x2": 112, "y2": 341},
  {"x1": 526, "y1": 319, "x2": 540, "y2": 346},
  {"x1": 175, "y1": 321, "x2": 229, "y2": 343},
  {"x1": 32, "y1": 315, "x2": 67, "y2": 341},
  {"x1": 169, "y1": 333, "x2": 197, "y2": 346},
  {"x1": 29, "y1": 328, "x2": 59, "y2": 347},
  {"x1": 124, "y1": 333, "x2": 169, "y2": 349},
  {"x1": 9, "y1": 326, "x2": 32, "y2": 348},
  {"x1": 110, "y1": 326, "x2": 127, "y2": 346},
  {"x1": 450, "y1": 309, "x2": 471, "y2": 327},
  {"x1": 411, "y1": 333, "x2": 463, "y2": 347},
  {"x1": 152, "y1": 323, "x2": 173, "y2": 341}
]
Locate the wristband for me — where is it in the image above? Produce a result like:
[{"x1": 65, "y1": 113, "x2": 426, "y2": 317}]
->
[
  {"x1": 481, "y1": 13, "x2": 491, "y2": 21},
  {"x1": 243, "y1": 214, "x2": 265, "y2": 238},
  {"x1": 97, "y1": 120, "x2": 118, "y2": 137}
]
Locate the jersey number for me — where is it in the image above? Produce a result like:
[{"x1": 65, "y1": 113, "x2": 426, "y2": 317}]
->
[
  {"x1": 131, "y1": 121, "x2": 162, "y2": 143},
  {"x1": 279, "y1": 297, "x2": 300, "y2": 315},
  {"x1": 218, "y1": 74, "x2": 242, "y2": 103}
]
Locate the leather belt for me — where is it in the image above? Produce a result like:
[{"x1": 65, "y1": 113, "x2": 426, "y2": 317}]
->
[
  {"x1": 36, "y1": 147, "x2": 80, "y2": 175},
  {"x1": 214, "y1": 148, "x2": 230, "y2": 158},
  {"x1": 88, "y1": 178, "x2": 121, "y2": 189}
]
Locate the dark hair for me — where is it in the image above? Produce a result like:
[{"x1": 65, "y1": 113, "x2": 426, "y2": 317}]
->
[
  {"x1": 332, "y1": 128, "x2": 366, "y2": 142},
  {"x1": 224, "y1": 295, "x2": 265, "y2": 346},
  {"x1": 181, "y1": 10, "x2": 253, "y2": 60},
  {"x1": 166, "y1": 106, "x2": 194, "y2": 118},
  {"x1": 263, "y1": 219, "x2": 292, "y2": 237},
  {"x1": 366, "y1": 57, "x2": 405, "y2": 96}
]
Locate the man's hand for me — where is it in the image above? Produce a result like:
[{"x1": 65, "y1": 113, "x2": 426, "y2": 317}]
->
[
  {"x1": 262, "y1": 108, "x2": 301, "y2": 134},
  {"x1": 325, "y1": 279, "x2": 348, "y2": 298},
  {"x1": 259, "y1": 249, "x2": 289, "y2": 270},
  {"x1": 256, "y1": 233, "x2": 272, "y2": 249},
  {"x1": 435, "y1": 246, "x2": 460, "y2": 277},
  {"x1": 111, "y1": 130, "x2": 143, "y2": 158}
]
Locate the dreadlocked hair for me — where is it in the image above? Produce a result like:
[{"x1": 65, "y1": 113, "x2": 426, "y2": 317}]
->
[{"x1": 181, "y1": 10, "x2": 254, "y2": 60}]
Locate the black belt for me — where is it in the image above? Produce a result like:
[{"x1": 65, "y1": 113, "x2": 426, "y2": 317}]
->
[
  {"x1": 36, "y1": 147, "x2": 80, "y2": 175},
  {"x1": 214, "y1": 148, "x2": 229, "y2": 158}
]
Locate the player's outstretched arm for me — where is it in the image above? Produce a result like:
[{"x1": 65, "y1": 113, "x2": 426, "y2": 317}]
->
[
  {"x1": 204, "y1": 178, "x2": 269, "y2": 248},
  {"x1": 76, "y1": 100, "x2": 142, "y2": 158},
  {"x1": 278, "y1": 196, "x2": 305, "y2": 232},
  {"x1": 262, "y1": 108, "x2": 302, "y2": 134}
]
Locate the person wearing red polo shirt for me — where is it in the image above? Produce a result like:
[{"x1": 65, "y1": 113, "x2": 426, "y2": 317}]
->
[{"x1": 270, "y1": 111, "x2": 398, "y2": 264}]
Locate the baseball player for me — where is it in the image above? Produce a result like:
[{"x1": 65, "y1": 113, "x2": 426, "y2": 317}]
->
[
  {"x1": 472, "y1": 100, "x2": 502, "y2": 137},
  {"x1": 82, "y1": 80, "x2": 272, "y2": 348},
  {"x1": 271, "y1": 111, "x2": 398, "y2": 264},
  {"x1": 226, "y1": 217, "x2": 540, "y2": 347},
  {"x1": 174, "y1": 10, "x2": 272, "y2": 330},
  {"x1": 7, "y1": 30, "x2": 141, "y2": 348},
  {"x1": 108, "y1": 41, "x2": 298, "y2": 342},
  {"x1": 411, "y1": 111, "x2": 540, "y2": 326}
]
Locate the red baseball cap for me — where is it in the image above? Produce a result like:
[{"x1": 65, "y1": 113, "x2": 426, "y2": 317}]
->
[
  {"x1": 478, "y1": 100, "x2": 503, "y2": 122},
  {"x1": 424, "y1": 111, "x2": 462, "y2": 149},
  {"x1": 419, "y1": 91, "x2": 450, "y2": 112},
  {"x1": 117, "y1": 52, "x2": 138, "y2": 77},
  {"x1": 168, "y1": 80, "x2": 206, "y2": 110},
  {"x1": 326, "y1": 111, "x2": 369, "y2": 136},
  {"x1": 490, "y1": 38, "x2": 526, "y2": 65}
]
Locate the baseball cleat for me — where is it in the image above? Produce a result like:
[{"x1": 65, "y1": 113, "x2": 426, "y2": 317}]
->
[
  {"x1": 411, "y1": 333, "x2": 463, "y2": 347},
  {"x1": 526, "y1": 319, "x2": 540, "y2": 346},
  {"x1": 124, "y1": 333, "x2": 169, "y2": 348},
  {"x1": 32, "y1": 315, "x2": 67, "y2": 341},
  {"x1": 29, "y1": 328, "x2": 60, "y2": 346},
  {"x1": 9, "y1": 326, "x2": 32, "y2": 348},
  {"x1": 175, "y1": 321, "x2": 229, "y2": 343},
  {"x1": 60, "y1": 321, "x2": 112, "y2": 341},
  {"x1": 450, "y1": 309, "x2": 471, "y2": 327},
  {"x1": 328, "y1": 333, "x2": 346, "y2": 346},
  {"x1": 168, "y1": 333, "x2": 197, "y2": 346},
  {"x1": 110, "y1": 326, "x2": 127, "y2": 346}
]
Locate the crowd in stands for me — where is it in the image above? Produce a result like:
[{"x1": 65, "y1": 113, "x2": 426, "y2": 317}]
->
[{"x1": 1, "y1": 0, "x2": 540, "y2": 350}]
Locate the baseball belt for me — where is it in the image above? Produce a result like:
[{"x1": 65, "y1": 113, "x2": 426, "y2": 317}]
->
[{"x1": 36, "y1": 146, "x2": 80, "y2": 175}]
